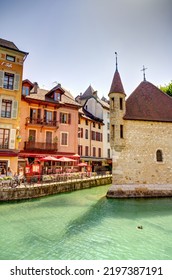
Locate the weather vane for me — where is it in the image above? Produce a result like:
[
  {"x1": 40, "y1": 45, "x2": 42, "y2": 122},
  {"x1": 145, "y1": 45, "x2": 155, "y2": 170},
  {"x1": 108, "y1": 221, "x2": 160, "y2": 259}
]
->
[
  {"x1": 115, "y1": 52, "x2": 118, "y2": 71},
  {"x1": 141, "y1": 65, "x2": 147, "y2": 81}
]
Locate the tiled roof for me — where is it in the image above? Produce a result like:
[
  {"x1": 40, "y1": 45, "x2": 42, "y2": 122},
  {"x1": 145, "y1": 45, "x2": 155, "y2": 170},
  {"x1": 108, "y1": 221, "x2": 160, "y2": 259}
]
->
[
  {"x1": 124, "y1": 80, "x2": 172, "y2": 122},
  {"x1": 80, "y1": 85, "x2": 96, "y2": 99},
  {"x1": 0, "y1": 38, "x2": 28, "y2": 55},
  {"x1": 25, "y1": 86, "x2": 80, "y2": 107},
  {"x1": 109, "y1": 70, "x2": 125, "y2": 95},
  {"x1": 0, "y1": 38, "x2": 19, "y2": 50}
]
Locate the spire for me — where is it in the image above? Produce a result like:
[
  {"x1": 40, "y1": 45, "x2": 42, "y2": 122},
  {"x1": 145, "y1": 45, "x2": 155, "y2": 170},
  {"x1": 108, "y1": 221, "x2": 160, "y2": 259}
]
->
[
  {"x1": 109, "y1": 52, "x2": 125, "y2": 95},
  {"x1": 141, "y1": 65, "x2": 147, "y2": 81}
]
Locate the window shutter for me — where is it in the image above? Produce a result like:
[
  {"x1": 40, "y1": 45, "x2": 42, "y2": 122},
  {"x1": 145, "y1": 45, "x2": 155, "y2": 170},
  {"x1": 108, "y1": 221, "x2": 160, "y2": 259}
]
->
[
  {"x1": 14, "y1": 74, "x2": 20, "y2": 90},
  {"x1": 68, "y1": 113, "x2": 71, "y2": 124},
  {"x1": 0, "y1": 71, "x2": 4, "y2": 88},
  {"x1": 12, "y1": 100, "x2": 18, "y2": 119},
  {"x1": 9, "y1": 129, "x2": 16, "y2": 149},
  {"x1": 60, "y1": 112, "x2": 62, "y2": 123}
]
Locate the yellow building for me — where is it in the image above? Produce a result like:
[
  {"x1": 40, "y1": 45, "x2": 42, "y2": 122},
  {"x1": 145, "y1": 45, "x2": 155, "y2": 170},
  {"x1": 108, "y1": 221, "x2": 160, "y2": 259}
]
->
[{"x1": 0, "y1": 38, "x2": 28, "y2": 174}]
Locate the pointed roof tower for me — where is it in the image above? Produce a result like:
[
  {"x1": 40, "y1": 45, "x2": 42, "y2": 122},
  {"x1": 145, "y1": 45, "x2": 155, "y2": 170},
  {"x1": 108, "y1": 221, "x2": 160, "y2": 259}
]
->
[{"x1": 109, "y1": 52, "x2": 125, "y2": 95}]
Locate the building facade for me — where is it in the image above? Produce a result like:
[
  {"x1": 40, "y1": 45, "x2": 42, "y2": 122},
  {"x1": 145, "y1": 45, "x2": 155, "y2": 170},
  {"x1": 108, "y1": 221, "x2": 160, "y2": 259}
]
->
[
  {"x1": 19, "y1": 81, "x2": 80, "y2": 168},
  {"x1": 0, "y1": 38, "x2": 28, "y2": 174},
  {"x1": 76, "y1": 85, "x2": 111, "y2": 172}
]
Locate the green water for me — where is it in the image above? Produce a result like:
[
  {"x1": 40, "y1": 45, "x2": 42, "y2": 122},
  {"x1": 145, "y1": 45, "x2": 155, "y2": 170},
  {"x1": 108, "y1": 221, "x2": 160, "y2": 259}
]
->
[{"x1": 0, "y1": 185, "x2": 172, "y2": 260}]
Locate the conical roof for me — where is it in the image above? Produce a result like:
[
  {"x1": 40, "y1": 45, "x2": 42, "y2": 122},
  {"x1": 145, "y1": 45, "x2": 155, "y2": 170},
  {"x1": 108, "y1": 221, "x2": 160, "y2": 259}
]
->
[
  {"x1": 124, "y1": 80, "x2": 172, "y2": 122},
  {"x1": 109, "y1": 70, "x2": 125, "y2": 95}
]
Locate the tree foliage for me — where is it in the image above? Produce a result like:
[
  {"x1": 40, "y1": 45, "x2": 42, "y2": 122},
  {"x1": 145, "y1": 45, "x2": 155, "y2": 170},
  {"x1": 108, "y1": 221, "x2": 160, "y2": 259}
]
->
[{"x1": 160, "y1": 81, "x2": 172, "y2": 97}]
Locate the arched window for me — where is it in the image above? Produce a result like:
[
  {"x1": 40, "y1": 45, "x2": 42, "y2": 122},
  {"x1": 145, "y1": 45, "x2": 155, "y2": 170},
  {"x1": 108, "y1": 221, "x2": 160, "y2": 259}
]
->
[{"x1": 156, "y1": 149, "x2": 163, "y2": 162}]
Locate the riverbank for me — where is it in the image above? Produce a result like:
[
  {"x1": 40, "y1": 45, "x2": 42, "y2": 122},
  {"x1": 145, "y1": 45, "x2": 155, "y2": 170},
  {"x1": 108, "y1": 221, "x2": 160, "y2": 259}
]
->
[
  {"x1": 0, "y1": 175, "x2": 112, "y2": 201},
  {"x1": 106, "y1": 184, "x2": 172, "y2": 198}
]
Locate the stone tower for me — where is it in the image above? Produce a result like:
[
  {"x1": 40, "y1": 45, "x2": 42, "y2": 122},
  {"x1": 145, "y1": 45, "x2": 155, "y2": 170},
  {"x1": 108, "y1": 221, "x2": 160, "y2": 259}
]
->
[{"x1": 108, "y1": 55, "x2": 126, "y2": 183}]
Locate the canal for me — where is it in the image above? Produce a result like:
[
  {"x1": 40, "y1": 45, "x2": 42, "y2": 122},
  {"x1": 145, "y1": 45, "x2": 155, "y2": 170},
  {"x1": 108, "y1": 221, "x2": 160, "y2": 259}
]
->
[{"x1": 0, "y1": 184, "x2": 172, "y2": 259}]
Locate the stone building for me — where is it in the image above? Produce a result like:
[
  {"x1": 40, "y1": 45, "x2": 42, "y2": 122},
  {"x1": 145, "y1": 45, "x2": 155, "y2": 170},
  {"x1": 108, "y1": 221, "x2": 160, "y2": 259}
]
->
[{"x1": 109, "y1": 63, "x2": 172, "y2": 187}]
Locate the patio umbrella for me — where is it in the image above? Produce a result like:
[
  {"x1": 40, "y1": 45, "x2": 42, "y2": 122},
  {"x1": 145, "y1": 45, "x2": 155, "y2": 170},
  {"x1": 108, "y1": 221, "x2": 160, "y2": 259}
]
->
[
  {"x1": 40, "y1": 156, "x2": 60, "y2": 161},
  {"x1": 78, "y1": 162, "x2": 87, "y2": 166},
  {"x1": 58, "y1": 156, "x2": 76, "y2": 162}
]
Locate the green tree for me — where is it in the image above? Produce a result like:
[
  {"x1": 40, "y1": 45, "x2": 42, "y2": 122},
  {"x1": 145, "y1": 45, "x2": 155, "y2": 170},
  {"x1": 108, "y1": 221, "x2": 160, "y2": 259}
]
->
[{"x1": 160, "y1": 81, "x2": 172, "y2": 97}]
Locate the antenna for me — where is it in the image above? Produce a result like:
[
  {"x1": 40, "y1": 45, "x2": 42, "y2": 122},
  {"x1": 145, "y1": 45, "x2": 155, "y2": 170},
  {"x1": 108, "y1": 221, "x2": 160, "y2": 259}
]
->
[{"x1": 115, "y1": 52, "x2": 118, "y2": 71}]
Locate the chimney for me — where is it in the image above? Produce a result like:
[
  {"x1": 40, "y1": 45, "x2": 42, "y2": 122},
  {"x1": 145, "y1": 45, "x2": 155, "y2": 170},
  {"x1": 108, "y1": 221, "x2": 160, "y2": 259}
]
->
[{"x1": 33, "y1": 82, "x2": 39, "y2": 93}]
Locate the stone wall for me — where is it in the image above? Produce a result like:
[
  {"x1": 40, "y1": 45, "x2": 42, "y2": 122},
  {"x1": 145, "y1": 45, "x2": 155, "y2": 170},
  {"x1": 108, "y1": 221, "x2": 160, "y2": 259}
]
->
[
  {"x1": 112, "y1": 120, "x2": 172, "y2": 185},
  {"x1": 0, "y1": 175, "x2": 112, "y2": 201},
  {"x1": 107, "y1": 184, "x2": 172, "y2": 198}
]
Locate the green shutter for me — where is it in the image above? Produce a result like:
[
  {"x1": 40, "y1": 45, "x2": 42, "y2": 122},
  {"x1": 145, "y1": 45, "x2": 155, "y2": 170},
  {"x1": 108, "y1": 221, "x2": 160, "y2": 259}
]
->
[
  {"x1": 0, "y1": 71, "x2": 4, "y2": 88},
  {"x1": 9, "y1": 129, "x2": 16, "y2": 149},
  {"x1": 14, "y1": 74, "x2": 20, "y2": 90},
  {"x1": 12, "y1": 100, "x2": 18, "y2": 119}
]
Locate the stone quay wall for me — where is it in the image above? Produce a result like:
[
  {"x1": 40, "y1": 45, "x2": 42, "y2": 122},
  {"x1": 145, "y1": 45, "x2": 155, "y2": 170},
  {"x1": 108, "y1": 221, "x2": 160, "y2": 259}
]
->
[
  {"x1": 0, "y1": 175, "x2": 112, "y2": 201},
  {"x1": 107, "y1": 184, "x2": 172, "y2": 198}
]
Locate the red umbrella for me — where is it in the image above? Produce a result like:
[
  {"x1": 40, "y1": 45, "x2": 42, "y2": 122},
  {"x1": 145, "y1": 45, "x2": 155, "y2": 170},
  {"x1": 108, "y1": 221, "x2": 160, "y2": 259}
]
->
[
  {"x1": 58, "y1": 156, "x2": 76, "y2": 162},
  {"x1": 78, "y1": 162, "x2": 87, "y2": 166},
  {"x1": 40, "y1": 156, "x2": 60, "y2": 161}
]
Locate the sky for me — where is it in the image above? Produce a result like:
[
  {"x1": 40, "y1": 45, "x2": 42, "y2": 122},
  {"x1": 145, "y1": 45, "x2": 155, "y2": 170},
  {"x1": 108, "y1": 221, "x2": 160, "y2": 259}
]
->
[{"x1": 1, "y1": 0, "x2": 171, "y2": 98}]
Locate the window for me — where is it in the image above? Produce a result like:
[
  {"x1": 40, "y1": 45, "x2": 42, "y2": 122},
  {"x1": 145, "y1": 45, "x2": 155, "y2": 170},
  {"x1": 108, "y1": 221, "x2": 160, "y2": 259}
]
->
[
  {"x1": 78, "y1": 145, "x2": 82, "y2": 156},
  {"x1": 78, "y1": 128, "x2": 83, "y2": 138},
  {"x1": 107, "y1": 133, "x2": 110, "y2": 142},
  {"x1": 60, "y1": 112, "x2": 71, "y2": 124},
  {"x1": 85, "y1": 119, "x2": 88, "y2": 125},
  {"x1": 91, "y1": 131, "x2": 96, "y2": 140},
  {"x1": 46, "y1": 131, "x2": 52, "y2": 143},
  {"x1": 93, "y1": 122, "x2": 95, "y2": 128},
  {"x1": 85, "y1": 146, "x2": 89, "y2": 156},
  {"x1": 1, "y1": 99, "x2": 12, "y2": 118},
  {"x1": 156, "y1": 150, "x2": 163, "y2": 162},
  {"x1": 107, "y1": 122, "x2": 110, "y2": 130},
  {"x1": 6, "y1": 55, "x2": 15, "y2": 62},
  {"x1": 4, "y1": 72, "x2": 14, "y2": 90},
  {"x1": 54, "y1": 92, "x2": 61, "y2": 101},
  {"x1": 120, "y1": 125, "x2": 124, "y2": 138},
  {"x1": 93, "y1": 147, "x2": 96, "y2": 157},
  {"x1": 98, "y1": 148, "x2": 101, "y2": 157},
  {"x1": 22, "y1": 86, "x2": 29, "y2": 96},
  {"x1": 61, "y1": 132, "x2": 68, "y2": 146},
  {"x1": 107, "y1": 148, "x2": 110, "y2": 158},
  {"x1": 85, "y1": 129, "x2": 88, "y2": 139},
  {"x1": 98, "y1": 123, "x2": 101, "y2": 129},
  {"x1": 29, "y1": 130, "x2": 36, "y2": 142},
  {"x1": 111, "y1": 125, "x2": 115, "y2": 139},
  {"x1": 111, "y1": 97, "x2": 115, "y2": 109},
  {"x1": 120, "y1": 97, "x2": 123, "y2": 110},
  {"x1": 96, "y1": 132, "x2": 102, "y2": 141},
  {"x1": 0, "y1": 128, "x2": 10, "y2": 149}
]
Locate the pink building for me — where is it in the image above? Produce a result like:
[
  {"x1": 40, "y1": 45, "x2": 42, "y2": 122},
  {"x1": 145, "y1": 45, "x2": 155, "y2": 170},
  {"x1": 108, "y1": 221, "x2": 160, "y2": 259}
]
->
[{"x1": 19, "y1": 80, "x2": 80, "y2": 167}]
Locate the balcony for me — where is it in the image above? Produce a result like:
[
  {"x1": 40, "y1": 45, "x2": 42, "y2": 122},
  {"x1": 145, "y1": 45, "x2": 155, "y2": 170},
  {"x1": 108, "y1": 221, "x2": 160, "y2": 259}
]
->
[
  {"x1": 24, "y1": 142, "x2": 58, "y2": 152},
  {"x1": 25, "y1": 117, "x2": 59, "y2": 128}
]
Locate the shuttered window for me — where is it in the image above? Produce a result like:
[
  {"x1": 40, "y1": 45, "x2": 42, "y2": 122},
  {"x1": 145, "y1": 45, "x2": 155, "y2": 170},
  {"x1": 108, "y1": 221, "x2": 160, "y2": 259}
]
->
[
  {"x1": 0, "y1": 128, "x2": 10, "y2": 149},
  {"x1": 0, "y1": 71, "x2": 20, "y2": 90},
  {"x1": 61, "y1": 132, "x2": 68, "y2": 146},
  {"x1": 60, "y1": 112, "x2": 71, "y2": 124}
]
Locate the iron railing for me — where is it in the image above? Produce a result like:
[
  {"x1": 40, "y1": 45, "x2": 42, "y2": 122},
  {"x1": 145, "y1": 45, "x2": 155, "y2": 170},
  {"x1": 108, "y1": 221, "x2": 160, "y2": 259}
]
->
[{"x1": 24, "y1": 141, "x2": 58, "y2": 151}]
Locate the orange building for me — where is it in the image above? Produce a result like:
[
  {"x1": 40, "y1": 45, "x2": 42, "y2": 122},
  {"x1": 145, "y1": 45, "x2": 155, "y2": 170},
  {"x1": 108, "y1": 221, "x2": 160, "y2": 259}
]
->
[
  {"x1": 19, "y1": 81, "x2": 80, "y2": 170},
  {"x1": 0, "y1": 38, "x2": 28, "y2": 174}
]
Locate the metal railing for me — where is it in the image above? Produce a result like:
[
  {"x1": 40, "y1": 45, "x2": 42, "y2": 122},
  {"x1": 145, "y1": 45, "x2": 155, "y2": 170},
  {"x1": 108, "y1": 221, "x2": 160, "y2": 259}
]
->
[
  {"x1": 24, "y1": 141, "x2": 58, "y2": 151},
  {"x1": 25, "y1": 117, "x2": 59, "y2": 128},
  {"x1": 0, "y1": 171, "x2": 112, "y2": 188}
]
